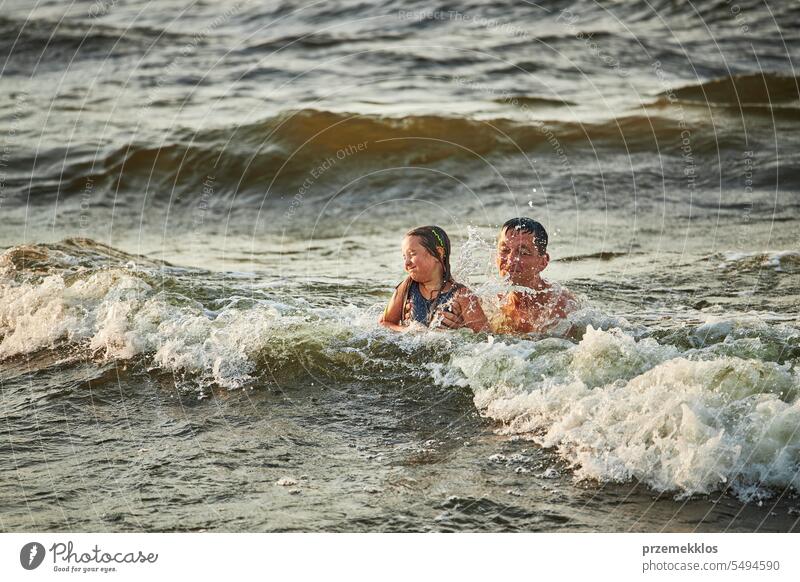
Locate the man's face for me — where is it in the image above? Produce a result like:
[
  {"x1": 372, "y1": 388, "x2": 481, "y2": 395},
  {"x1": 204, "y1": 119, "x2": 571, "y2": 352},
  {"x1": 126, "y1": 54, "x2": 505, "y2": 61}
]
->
[{"x1": 496, "y1": 228, "x2": 549, "y2": 285}]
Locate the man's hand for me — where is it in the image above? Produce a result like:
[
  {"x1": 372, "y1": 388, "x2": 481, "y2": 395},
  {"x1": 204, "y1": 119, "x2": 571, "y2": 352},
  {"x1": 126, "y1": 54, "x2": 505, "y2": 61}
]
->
[{"x1": 438, "y1": 305, "x2": 464, "y2": 329}]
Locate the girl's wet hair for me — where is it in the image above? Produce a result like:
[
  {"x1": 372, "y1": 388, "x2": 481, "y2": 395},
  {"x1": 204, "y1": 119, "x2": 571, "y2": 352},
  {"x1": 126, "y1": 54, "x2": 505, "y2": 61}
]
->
[{"x1": 405, "y1": 225, "x2": 452, "y2": 282}]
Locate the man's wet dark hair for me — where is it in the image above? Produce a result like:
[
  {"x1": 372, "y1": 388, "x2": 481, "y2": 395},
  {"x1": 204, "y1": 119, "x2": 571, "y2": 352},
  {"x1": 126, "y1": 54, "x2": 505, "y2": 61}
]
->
[
  {"x1": 406, "y1": 225, "x2": 452, "y2": 282},
  {"x1": 501, "y1": 217, "x2": 548, "y2": 255}
]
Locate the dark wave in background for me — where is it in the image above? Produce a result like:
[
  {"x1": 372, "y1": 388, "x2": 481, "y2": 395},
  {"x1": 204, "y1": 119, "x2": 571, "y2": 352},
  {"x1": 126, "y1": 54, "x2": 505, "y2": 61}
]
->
[{"x1": 2, "y1": 0, "x2": 799, "y2": 230}]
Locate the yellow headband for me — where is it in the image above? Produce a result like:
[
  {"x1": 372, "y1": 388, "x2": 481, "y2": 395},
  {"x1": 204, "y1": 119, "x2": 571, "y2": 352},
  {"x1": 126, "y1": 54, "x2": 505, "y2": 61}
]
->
[{"x1": 431, "y1": 229, "x2": 445, "y2": 249}]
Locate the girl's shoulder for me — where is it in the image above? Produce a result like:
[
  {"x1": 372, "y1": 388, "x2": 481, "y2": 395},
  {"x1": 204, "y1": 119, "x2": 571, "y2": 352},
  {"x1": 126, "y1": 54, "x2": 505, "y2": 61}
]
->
[{"x1": 394, "y1": 276, "x2": 415, "y2": 293}]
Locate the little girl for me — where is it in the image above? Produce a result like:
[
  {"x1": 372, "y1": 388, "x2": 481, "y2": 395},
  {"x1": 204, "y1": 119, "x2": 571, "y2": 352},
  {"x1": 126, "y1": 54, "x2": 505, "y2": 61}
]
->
[{"x1": 379, "y1": 225, "x2": 489, "y2": 332}]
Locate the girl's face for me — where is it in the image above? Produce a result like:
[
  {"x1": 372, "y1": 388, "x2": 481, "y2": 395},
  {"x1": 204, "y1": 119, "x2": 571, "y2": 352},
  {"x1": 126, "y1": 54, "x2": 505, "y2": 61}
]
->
[{"x1": 402, "y1": 235, "x2": 443, "y2": 282}]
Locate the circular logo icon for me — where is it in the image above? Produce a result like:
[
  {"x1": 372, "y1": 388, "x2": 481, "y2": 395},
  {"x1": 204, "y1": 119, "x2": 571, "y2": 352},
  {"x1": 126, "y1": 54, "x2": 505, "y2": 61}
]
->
[{"x1": 20, "y1": 542, "x2": 46, "y2": 570}]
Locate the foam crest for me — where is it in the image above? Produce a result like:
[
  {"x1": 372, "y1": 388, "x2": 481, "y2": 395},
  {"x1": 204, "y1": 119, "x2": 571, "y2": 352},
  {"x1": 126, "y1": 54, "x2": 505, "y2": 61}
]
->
[
  {"x1": 0, "y1": 269, "x2": 151, "y2": 359},
  {"x1": 0, "y1": 263, "x2": 470, "y2": 390},
  {"x1": 719, "y1": 250, "x2": 800, "y2": 273},
  {"x1": 571, "y1": 326, "x2": 678, "y2": 387},
  {"x1": 0, "y1": 266, "x2": 294, "y2": 388},
  {"x1": 686, "y1": 316, "x2": 800, "y2": 364},
  {"x1": 436, "y1": 325, "x2": 800, "y2": 499}
]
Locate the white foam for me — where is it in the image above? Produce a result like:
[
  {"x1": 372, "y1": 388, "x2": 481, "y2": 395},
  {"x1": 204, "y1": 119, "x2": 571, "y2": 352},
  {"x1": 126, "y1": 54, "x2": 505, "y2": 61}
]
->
[
  {"x1": 0, "y1": 268, "x2": 285, "y2": 389},
  {"x1": 0, "y1": 264, "x2": 470, "y2": 390},
  {"x1": 5, "y1": 259, "x2": 800, "y2": 498},
  {"x1": 437, "y1": 325, "x2": 800, "y2": 499},
  {"x1": 720, "y1": 250, "x2": 800, "y2": 272},
  {"x1": 0, "y1": 270, "x2": 151, "y2": 359}
]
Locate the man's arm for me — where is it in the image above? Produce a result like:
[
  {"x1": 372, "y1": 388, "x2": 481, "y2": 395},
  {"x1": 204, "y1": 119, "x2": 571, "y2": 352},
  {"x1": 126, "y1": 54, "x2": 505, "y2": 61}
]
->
[
  {"x1": 541, "y1": 288, "x2": 579, "y2": 337},
  {"x1": 439, "y1": 289, "x2": 489, "y2": 332},
  {"x1": 552, "y1": 288, "x2": 579, "y2": 319},
  {"x1": 461, "y1": 291, "x2": 490, "y2": 332}
]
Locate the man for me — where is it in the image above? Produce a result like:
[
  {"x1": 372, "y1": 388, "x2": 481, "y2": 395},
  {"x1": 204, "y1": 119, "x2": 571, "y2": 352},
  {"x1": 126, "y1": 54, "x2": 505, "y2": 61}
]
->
[
  {"x1": 491, "y1": 217, "x2": 578, "y2": 334},
  {"x1": 441, "y1": 217, "x2": 578, "y2": 334}
]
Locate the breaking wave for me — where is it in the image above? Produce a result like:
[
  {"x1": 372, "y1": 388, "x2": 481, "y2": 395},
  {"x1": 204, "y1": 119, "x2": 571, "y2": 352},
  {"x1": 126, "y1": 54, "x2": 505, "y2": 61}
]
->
[
  {"x1": 432, "y1": 322, "x2": 800, "y2": 501},
  {"x1": 2, "y1": 239, "x2": 799, "y2": 501}
]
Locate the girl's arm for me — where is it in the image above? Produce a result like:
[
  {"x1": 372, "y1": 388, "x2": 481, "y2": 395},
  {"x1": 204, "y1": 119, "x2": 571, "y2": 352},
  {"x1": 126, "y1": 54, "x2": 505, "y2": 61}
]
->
[{"x1": 379, "y1": 277, "x2": 411, "y2": 331}]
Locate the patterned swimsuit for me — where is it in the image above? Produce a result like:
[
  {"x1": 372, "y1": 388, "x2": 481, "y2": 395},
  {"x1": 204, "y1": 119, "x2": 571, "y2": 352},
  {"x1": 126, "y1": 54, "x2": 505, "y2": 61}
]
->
[{"x1": 404, "y1": 280, "x2": 460, "y2": 326}]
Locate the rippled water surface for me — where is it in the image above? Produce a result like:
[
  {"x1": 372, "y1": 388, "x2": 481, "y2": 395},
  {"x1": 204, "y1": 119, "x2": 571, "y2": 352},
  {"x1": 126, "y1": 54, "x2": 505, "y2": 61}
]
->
[{"x1": 1, "y1": 0, "x2": 799, "y2": 532}]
